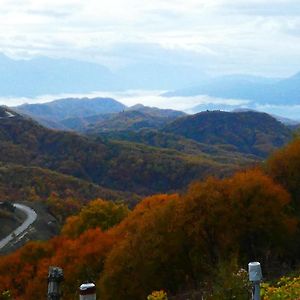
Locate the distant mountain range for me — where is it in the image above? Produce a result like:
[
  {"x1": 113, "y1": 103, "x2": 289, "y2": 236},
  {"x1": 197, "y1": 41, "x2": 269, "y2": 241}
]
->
[
  {"x1": 14, "y1": 97, "x2": 299, "y2": 133},
  {"x1": 0, "y1": 54, "x2": 115, "y2": 96},
  {"x1": 91, "y1": 108, "x2": 293, "y2": 159},
  {"x1": 15, "y1": 97, "x2": 292, "y2": 158},
  {"x1": 1, "y1": 53, "x2": 300, "y2": 110},
  {"x1": 15, "y1": 97, "x2": 126, "y2": 121},
  {"x1": 164, "y1": 73, "x2": 300, "y2": 105},
  {"x1": 0, "y1": 54, "x2": 205, "y2": 96},
  {"x1": 0, "y1": 101, "x2": 295, "y2": 208},
  {"x1": 14, "y1": 99, "x2": 185, "y2": 132}
]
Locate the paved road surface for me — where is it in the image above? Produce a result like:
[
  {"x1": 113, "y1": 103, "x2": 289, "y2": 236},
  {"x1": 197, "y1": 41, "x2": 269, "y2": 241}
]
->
[{"x1": 0, "y1": 203, "x2": 37, "y2": 250}]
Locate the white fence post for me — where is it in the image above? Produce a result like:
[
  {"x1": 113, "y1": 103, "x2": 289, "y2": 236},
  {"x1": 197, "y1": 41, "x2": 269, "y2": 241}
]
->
[
  {"x1": 248, "y1": 262, "x2": 262, "y2": 300},
  {"x1": 80, "y1": 283, "x2": 96, "y2": 300}
]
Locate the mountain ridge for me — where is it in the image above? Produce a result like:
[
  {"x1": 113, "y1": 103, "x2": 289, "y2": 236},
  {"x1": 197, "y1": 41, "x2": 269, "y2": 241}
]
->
[
  {"x1": 14, "y1": 100, "x2": 185, "y2": 132},
  {"x1": 0, "y1": 54, "x2": 207, "y2": 96},
  {"x1": 15, "y1": 97, "x2": 126, "y2": 122},
  {"x1": 163, "y1": 110, "x2": 292, "y2": 157},
  {"x1": 164, "y1": 73, "x2": 300, "y2": 105}
]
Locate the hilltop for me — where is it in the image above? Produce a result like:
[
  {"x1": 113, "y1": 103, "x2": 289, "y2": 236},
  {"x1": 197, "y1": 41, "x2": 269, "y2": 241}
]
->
[
  {"x1": 15, "y1": 97, "x2": 126, "y2": 122},
  {"x1": 82, "y1": 109, "x2": 185, "y2": 134},
  {"x1": 163, "y1": 110, "x2": 292, "y2": 157}
]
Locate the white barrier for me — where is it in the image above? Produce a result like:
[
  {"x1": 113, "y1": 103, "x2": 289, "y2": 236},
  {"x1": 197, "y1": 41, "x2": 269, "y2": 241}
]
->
[
  {"x1": 80, "y1": 283, "x2": 96, "y2": 300},
  {"x1": 248, "y1": 262, "x2": 262, "y2": 300}
]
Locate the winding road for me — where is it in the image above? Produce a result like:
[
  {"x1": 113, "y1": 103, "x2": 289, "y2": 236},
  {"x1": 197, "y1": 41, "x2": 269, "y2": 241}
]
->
[{"x1": 0, "y1": 203, "x2": 37, "y2": 250}]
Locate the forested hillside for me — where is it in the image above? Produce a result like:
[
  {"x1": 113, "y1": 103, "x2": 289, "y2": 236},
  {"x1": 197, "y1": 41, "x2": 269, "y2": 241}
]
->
[
  {"x1": 0, "y1": 164, "x2": 136, "y2": 204},
  {"x1": 97, "y1": 129, "x2": 259, "y2": 164},
  {"x1": 1, "y1": 138, "x2": 300, "y2": 299},
  {"x1": 164, "y1": 110, "x2": 292, "y2": 157},
  {"x1": 65, "y1": 110, "x2": 172, "y2": 133},
  {"x1": 0, "y1": 104, "x2": 298, "y2": 299},
  {"x1": 0, "y1": 107, "x2": 246, "y2": 197}
]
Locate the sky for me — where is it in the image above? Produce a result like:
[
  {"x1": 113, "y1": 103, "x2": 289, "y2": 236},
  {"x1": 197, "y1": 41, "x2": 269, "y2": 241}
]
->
[{"x1": 0, "y1": 0, "x2": 300, "y2": 77}]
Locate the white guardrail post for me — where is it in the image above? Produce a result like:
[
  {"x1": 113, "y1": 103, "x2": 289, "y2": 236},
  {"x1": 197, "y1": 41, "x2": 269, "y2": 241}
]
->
[
  {"x1": 80, "y1": 283, "x2": 97, "y2": 300},
  {"x1": 248, "y1": 262, "x2": 262, "y2": 300}
]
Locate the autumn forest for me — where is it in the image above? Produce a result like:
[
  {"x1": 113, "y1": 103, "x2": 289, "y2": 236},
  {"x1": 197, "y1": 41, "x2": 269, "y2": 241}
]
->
[{"x1": 0, "y1": 102, "x2": 300, "y2": 299}]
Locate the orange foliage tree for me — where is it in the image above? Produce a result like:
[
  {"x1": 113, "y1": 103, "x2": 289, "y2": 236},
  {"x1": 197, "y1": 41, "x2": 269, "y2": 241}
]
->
[
  {"x1": 99, "y1": 171, "x2": 296, "y2": 299},
  {"x1": 0, "y1": 170, "x2": 297, "y2": 300},
  {"x1": 0, "y1": 241, "x2": 53, "y2": 299},
  {"x1": 45, "y1": 192, "x2": 81, "y2": 223},
  {"x1": 100, "y1": 194, "x2": 183, "y2": 300},
  {"x1": 266, "y1": 138, "x2": 300, "y2": 262},
  {"x1": 266, "y1": 138, "x2": 300, "y2": 213},
  {"x1": 62, "y1": 199, "x2": 129, "y2": 238},
  {"x1": 0, "y1": 229, "x2": 116, "y2": 300}
]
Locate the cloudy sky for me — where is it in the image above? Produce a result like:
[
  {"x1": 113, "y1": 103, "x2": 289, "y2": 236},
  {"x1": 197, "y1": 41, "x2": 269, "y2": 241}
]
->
[{"x1": 0, "y1": 0, "x2": 300, "y2": 77}]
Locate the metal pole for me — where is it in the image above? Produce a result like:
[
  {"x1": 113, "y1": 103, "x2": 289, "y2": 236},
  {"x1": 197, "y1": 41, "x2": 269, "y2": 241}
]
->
[
  {"x1": 252, "y1": 281, "x2": 260, "y2": 300},
  {"x1": 47, "y1": 267, "x2": 64, "y2": 300}
]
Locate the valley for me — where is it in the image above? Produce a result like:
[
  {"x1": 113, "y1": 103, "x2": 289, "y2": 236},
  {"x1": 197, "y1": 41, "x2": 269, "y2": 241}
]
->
[{"x1": 0, "y1": 97, "x2": 299, "y2": 299}]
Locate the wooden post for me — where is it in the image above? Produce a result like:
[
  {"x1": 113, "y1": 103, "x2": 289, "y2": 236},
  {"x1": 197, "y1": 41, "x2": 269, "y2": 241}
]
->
[{"x1": 47, "y1": 266, "x2": 64, "y2": 300}]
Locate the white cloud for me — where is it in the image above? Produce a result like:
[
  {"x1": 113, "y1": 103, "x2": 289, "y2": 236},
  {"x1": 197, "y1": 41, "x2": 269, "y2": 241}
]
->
[
  {"x1": 218, "y1": 0, "x2": 300, "y2": 16},
  {"x1": 0, "y1": 0, "x2": 299, "y2": 76}
]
